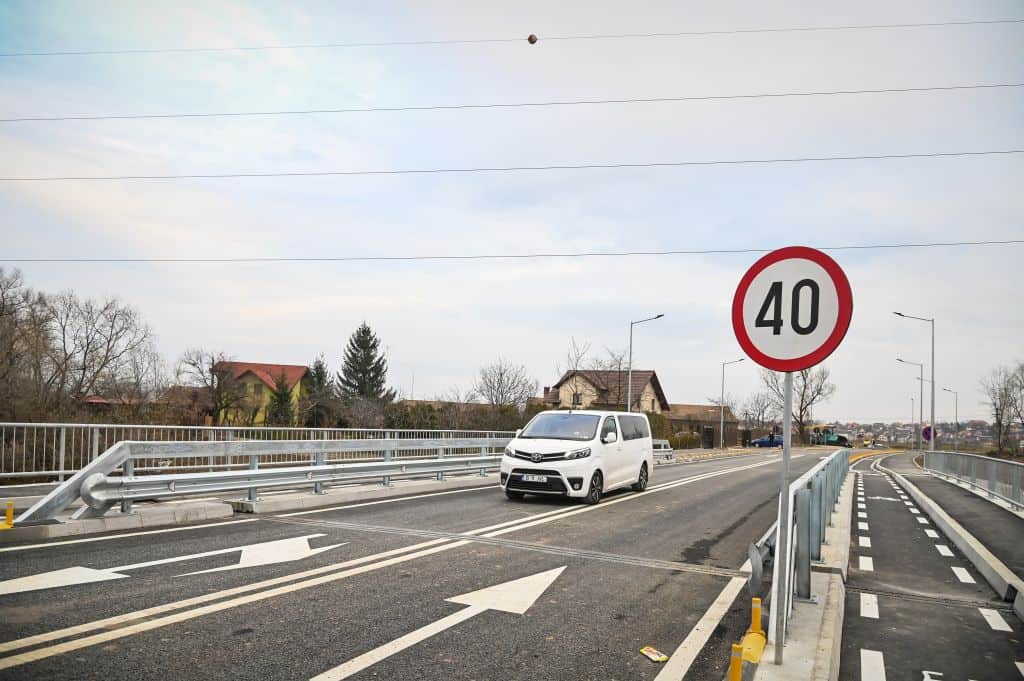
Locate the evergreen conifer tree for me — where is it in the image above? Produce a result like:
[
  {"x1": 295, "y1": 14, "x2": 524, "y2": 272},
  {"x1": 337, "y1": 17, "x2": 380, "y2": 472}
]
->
[
  {"x1": 266, "y1": 373, "x2": 295, "y2": 425},
  {"x1": 301, "y1": 355, "x2": 336, "y2": 427},
  {"x1": 336, "y1": 323, "x2": 396, "y2": 402}
]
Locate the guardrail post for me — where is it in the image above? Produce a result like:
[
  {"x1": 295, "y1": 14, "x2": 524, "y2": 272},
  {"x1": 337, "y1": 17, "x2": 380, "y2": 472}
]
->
[
  {"x1": 120, "y1": 457, "x2": 134, "y2": 515},
  {"x1": 58, "y1": 427, "x2": 67, "y2": 482},
  {"x1": 314, "y1": 434, "x2": 326, "y2": 495},
  {"x1": 810, "y1": 474, "x2": 823, "y2": 559},
  {"x1": 382, "y1": 433, "x2": 393, "y2": 487},
  {"x1": 436, "y1": 447, "x2": 445, "y2": 481},
  {"x1": 91, "y1": 427, "x2": 100, "y2": 461},
  {"x1": 795, "y1": 487, "x2": 811, "y2": 598},
  {"x1": 247, "y1": 440, "x2": 259, "y2": 502},
  {"x1": 479, "y1": 444, "x2": 487, "y2": 476}
]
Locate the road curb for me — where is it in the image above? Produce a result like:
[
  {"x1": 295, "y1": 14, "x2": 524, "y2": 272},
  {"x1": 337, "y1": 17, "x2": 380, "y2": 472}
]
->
[{"x1": 881, "y1": 459, "x2": 1024, "y2": 619}]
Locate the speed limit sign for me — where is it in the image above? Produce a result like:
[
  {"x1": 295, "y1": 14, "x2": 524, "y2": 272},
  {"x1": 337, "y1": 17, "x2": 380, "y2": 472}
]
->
[{"x1": 732, "y1": 246, "x2": 853, "y2": 371}]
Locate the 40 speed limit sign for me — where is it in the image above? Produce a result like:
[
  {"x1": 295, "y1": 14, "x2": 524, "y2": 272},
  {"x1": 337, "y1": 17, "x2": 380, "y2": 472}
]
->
[{"x1": 732, "y1": 246, "x2": 853, "y2": 371}]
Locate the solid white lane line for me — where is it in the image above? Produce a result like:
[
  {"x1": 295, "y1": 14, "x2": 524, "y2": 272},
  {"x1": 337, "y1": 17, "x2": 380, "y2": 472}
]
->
[
  {"x1": 935, "y1": 545, "x2": 953, "y2": 557},
  {"x1": 858, "y1": 536, "x2": 872, "y2": 548},
  {"x1": 952, "y1": 567, "x2": 976, "y2": 583},
  {"x1": 916, "y1": 517, "x2": 929, "y2": 524},
  {"x1": 859, "y1": 557, "x2": 874, "y2": 571},
  {"x1": 978, "y1": 608, "x2": 1012, "y2": 632},
  {"x1": 0, "y1": 519, "x2": 260, "y2": 553},
  {"x1": 858, "y1": 522, "x2": 869, "y2": 531},
  {"x1": 924, "y1": 529, "x2": 939, "y2": 538},
  {"x1": 860, "y1": 593, "x2": 879, "y2": 619},
  {"x1": 861, "y1": 649, "x2": 887, "y2": 681},
  {"x1": 277, "y1": 486, "x2": 494, "y2": 517}
]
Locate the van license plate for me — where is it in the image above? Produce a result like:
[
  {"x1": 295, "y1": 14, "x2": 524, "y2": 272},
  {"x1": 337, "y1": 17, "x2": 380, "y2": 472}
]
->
[{"x1": 521, "y1": 474, "x2": 547, "y2": 483}]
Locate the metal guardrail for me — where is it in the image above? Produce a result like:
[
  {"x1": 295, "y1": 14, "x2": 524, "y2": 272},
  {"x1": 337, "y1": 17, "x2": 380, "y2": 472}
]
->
[
  {"x1": 924, "y1": 450, "x2": 1023, "y2": 512},
  {"x1": 0, "y1": 422, "x2": 515, "y2": 481},
  {"x1": 16, "y1": 436, "x2": 510, "y2": 524},
  {"x1": 653, "y1": 439, "x2": 674, "y2": 462},
  {"x1": 767, "y1": 448, "x2": 850, "y2": 649}
]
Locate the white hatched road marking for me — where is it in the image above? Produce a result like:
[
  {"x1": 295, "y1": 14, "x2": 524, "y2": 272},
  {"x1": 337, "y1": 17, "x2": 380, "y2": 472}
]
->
[
  {"x1": 858, "y1": 522, "x2": 869, "y2": 531},
  {"x1": 860, "y1": 593, "x2": 879, "y2": 618},
  {"x1": 978, "y1": 608, "x2": 1012, "y2": 632},
  {"x1": 861, "y1": 649, "x2": 887, "y2": 680},
  {"x1": 936, "y1": 545, "x2": 953, "y2": 557},
  {"x1": 859, "y1": 536, "x2": 872, "y2": 548},
  {"x1": 924, "y1": 529, "x2": 939, "y2": 538},
  {"x1": 859, "y1": 556, "x2": 874, "y2": 571},
  {"x1": 952, "y1": 567, "x2": 976, "y2": 583}
]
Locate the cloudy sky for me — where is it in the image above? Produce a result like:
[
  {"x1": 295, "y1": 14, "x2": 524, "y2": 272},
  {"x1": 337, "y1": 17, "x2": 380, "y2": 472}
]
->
[{"x1": 1, "y1": 1, "x2": 1022, "y2": 422}]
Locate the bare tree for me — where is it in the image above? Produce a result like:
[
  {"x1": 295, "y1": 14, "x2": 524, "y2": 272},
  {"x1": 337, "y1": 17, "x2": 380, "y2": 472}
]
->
[
  {"x1": 434, "y1": 384, "x2": 479, "y2": 429},
  {"x1": 554, "y1": 337, "x2": 591, "y2": 408},
  {"x1": 98, "y1": 340, "x2": 169, "y2": 422},
  {"x1": 981, "y1": 366, "x2": 1014, "y2": 451},
  {"x1": 175, "y1": 348, "x2": 244, "y2": 426},
  {"x1": 473, "y1": 358, "x2": 538, "y2": 409},
  {"x1": 743, "y1": 392, "x2": 774, "y2": 430},
  {"x1": 1010, "y1": 362, "x2": 1024, "y2": 432},
  {"x1": 761, "y1": 366, "x2": 836, "y2": 443}
]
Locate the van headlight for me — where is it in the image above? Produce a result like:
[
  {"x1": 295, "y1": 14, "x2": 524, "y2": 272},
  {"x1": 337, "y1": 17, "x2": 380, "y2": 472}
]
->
[
  {"x1": 504, "y1": 446, "x2": 514, "y2": 457},
  {"x1": 566, "y1": 447, "x2": 591, "y2": 460}
]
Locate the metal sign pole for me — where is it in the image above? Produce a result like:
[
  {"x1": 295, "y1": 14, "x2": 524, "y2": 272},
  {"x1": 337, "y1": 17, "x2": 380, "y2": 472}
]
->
[{"x1": 773, "y1": 370, "x2": 794, "y2": 664}]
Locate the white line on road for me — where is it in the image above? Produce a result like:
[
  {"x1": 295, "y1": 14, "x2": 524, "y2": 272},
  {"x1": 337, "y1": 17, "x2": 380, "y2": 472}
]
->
[
  {"x1": 859, "y1": 557, "x2": 874, "y2": 571},
  {"x1": 277, "y1": 486, "x2": 495, "y2": 517},
  {"x1": 1016, "y1": 661, "x2": 1024, "y2": 677},
  {"x1": 859, "y1": 536, "x2": 872, "y2": 548},
  {"x1": 858, "y1": 512, "x2": 868, "y2": 519},
  {"x1": 935, "y1": 545, "x2": 953, "y2": 557},
  {"x1": 857, "y1": 503, "x2": 866, "y2": 510},
  {"x1": 0, "y1": 519, "x2": 259, "y2": 553},
  {"x1": 858, "y1": 522, "x2": 869, "y2": 531},
  {"x1": 924, "y1": 529, "x2": 939, "y2": 538},
  {"x1": 861, "y1": 649, "x2": 887, "y2": 681},
  {"x1": 909, "y1": 508, "x2": 920, "y2": 514},
  {"x1": 860, "y1": 593, "x2": 879, "y2": 618},
  {"x1": 952, "y1": 567, "x2": 976, "y2": 583},
  {"x1": 978, "y1": 608, "x2": 1012, "y2": 632},
  {"x1": 916, "y1": 517, "x2": 929, "y2": 524}
]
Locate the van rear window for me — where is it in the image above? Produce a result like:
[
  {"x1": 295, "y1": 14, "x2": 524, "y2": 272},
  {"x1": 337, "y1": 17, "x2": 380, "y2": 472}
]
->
[{"x1": 618, "y1": 415, "x2": 651, "y2": 441}]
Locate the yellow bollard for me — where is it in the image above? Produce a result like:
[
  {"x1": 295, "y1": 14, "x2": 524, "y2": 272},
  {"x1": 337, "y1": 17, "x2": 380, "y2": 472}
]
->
[
  {"x1": 728, "y1": 643, "x2": 743, "y2": 681},
  {"x1": 749, "y1": 597, "x2": 763, "y2": 636},
  {"x1": 2, "y1": 501, "x2": 12, "y2": 529}
]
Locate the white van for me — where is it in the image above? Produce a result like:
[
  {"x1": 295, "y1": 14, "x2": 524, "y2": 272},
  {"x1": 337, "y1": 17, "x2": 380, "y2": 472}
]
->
[{"x1": 500, "y1": 410, "x2": 654, "y2": 504}]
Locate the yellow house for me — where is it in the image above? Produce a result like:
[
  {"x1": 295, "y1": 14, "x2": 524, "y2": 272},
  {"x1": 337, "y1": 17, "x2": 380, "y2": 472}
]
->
[
  {"x1": 212, "y1": 361, "x2": 309, "y2": 426},
  {"x1": 541, "y1": 370, "x2": 669, "y2": 413}
]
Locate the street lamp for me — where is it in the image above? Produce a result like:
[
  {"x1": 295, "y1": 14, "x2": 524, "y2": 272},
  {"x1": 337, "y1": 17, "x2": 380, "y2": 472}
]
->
[
  {"x1": 897, "y1": 357, "x2": 924, "y2": 451},
  {"x1": 721, "y1": 358, "x2": 744, "y2": 449},
  {"x1": 894, "y1": 312, "x2": 935, "y2": 450},
  {"x1": 627, "y1": 314, "x2": 664, "y2": 413},
  {"x1": 943, "y1": 387, "x2": 958, "y2": 451}
]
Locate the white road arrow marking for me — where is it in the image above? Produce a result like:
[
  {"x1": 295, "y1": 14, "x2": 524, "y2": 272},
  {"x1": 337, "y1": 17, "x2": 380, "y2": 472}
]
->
[
  {"x1": 0, "y1": 534, "x2": 343, "y2": 595},
  {"x1": 310, "y1": 566, "x2": 566, "y2": 681}
]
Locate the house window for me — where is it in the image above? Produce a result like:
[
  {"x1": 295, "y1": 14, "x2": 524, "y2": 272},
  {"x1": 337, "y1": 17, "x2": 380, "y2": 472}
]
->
[
  {"x1": 252, "y1": 384, "x2": 264, "y2": 399},
  {"x1": 571, "y1": 392, "x2": 582, "y2": 406}
]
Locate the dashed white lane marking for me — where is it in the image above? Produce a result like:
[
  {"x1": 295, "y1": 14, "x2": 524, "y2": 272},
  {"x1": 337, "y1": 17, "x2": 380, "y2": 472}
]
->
[
  {"x1": 952, "y1": 567, "x2": 976, "y2": 583},
  {"x1": 936, "y1": 545, "x2": 954, "y2": 557},
  {"x1": 978, "y1": 608, "x2": 1012, "y2": 632},
  {"x1": 903, "y1": 501, "x2": 913, "y2": 506},
  {"x1": 858, "y1": 503, "x2": 867, "y2": 510},
  {"x1": 861, "y1": 649, "x2": 887, "y2": 680},
  {"x1": 859, "y1": 556, "x2": 874, "y2": 571},
  {"x1": 925, "y1": 529, "x2": 939, "y2": 538},
  {"x1": 858, "y1": 512, "x2": 868, "y2": 519},
  {"x1": 916, "y1": 517, "x2": 929, "y2": 524},
  {"x1": 860, "y1": 593, "x2": 879, "y2": 619},
  {"x1": 859, "y1": 536, "x2": 872, "y2": 548},
  {"x1": 858, "y1": 522, "x2": 869, "y2": 531},
  {"x1": 909, "y1": 508, "x2": 920, "y2": 514}
]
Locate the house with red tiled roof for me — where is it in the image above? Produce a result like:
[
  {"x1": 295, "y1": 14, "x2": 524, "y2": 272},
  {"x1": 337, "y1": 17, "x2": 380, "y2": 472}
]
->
[
  {"x1": 541, "y1": 370, "x2": 669, "y2": 413},
  {"x1": 212, "y1": 361, "x2": 309, "y2": 426}
]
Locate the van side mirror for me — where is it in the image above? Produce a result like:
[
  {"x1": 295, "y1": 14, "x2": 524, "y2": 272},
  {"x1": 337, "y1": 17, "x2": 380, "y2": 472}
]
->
[{"x1": 603, "y1": 431, "x2": 618, "y2": 444}]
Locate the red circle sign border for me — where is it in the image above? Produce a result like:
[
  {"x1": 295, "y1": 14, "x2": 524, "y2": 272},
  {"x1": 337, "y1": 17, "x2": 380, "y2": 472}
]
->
[{"x1": 731, "y1": 246, "x2": 853, "y2": 372}]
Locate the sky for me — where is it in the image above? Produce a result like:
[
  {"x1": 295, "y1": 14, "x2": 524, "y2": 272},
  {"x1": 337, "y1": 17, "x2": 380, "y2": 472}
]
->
[{"x1": 1, "y1": 1, "x2": 1022, "y2": 422}]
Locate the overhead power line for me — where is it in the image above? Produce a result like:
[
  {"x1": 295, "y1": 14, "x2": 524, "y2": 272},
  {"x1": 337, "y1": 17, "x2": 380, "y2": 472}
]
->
[
  {"x1": 3, "y1": 149, "x2": 1021, "y2": 182},
  {"x1": 2, "y1": 18, "x2": 1021, "y2": 58},
  {"x1": 4, "y1": 82, "x2": 1020, "y2": 124},
  {"x1": 3, "y1": 240, "x2": 1022, "y2": 264}
]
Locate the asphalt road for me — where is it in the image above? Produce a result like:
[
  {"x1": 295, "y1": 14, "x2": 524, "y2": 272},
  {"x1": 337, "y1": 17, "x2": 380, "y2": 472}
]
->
[
  {"x1": 840, "y1": 453, "x2": 1024, "y2": 681},
  {"x1": 0, "y1": 449, "x2": 828, "y2": 681}
]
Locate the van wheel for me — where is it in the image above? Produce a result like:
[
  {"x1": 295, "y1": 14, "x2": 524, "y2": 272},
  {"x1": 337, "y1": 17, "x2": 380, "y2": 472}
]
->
[
  {"x1": 632, "y1": 463, "x2": 649, "y2": 492},
  {"x1": 585, "y1": 472, "x2": 603, "y2": 505},
  {"x1": 505, "y1": 490, "x2": 525, "y2": 500}
]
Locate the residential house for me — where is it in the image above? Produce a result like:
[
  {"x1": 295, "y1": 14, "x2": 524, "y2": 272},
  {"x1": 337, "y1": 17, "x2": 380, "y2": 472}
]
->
[
  {"x1": 540, "y1": 370, "x2": 669, "y2": 413},
  {"x1": 664, "y1": 403, "x2": 740, "y2": 447},
  {"x1": 212, "y1": 361, "x2": 309, "y2": 426}
]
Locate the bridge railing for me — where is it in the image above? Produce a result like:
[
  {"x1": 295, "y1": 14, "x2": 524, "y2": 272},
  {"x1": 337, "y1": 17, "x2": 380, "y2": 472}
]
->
[
  {"x1": 767, "y1": 447, "x2": 850, "y2": 656},
  {"x1": 16, "y1": 435, "x2": 511, "y2": 524},
  {"x1": 923, "y1": 450, "x2": 1023, "y2": 512},
  {"x1": 0, "y1": 422, "x2": 515, "y2": 482}
]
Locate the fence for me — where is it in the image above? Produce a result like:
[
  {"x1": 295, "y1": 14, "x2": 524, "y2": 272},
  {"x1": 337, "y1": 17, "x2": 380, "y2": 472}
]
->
[
  {"x1": 0, "y1": 423, "x2": 516, "y2": 482},
  {"x1": 767, "y1": 447, "x2": 850, "y2": 658},
  {"x1": 923, "y1": 450, "x2": 1023, "y2": 512}
]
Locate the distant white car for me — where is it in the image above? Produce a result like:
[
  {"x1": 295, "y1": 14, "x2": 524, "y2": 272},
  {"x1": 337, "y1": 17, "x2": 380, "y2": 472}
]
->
[{"x1": 500, "y1": 410, "x2": 654, "y2": 505}]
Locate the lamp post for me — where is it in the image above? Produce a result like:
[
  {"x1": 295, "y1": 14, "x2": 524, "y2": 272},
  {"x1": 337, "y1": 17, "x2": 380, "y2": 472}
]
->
[
  {"x1": 943, "y1": 387, "x2": 958, "y2": 451},
  {"x1": 895, "y1": 312, "x2": 935, "y2": 451},
  {"x1": 898, "y1": 358, "x2": 924, "y2": 450},
  {"x1": 910, "y1": 397, "x2": 915, "y2": 449},
  {"x1": 720, "y1": 358, "x2": 744, "y2": 449},
  {"x1": 627, "y1": 314, "x2": 664, "y2": 413}
]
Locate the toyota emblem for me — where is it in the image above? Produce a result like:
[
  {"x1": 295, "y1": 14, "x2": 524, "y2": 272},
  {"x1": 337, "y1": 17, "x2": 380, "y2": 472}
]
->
[{"x1": 531, "y1": 452, "x2": 543, "y2": 463}]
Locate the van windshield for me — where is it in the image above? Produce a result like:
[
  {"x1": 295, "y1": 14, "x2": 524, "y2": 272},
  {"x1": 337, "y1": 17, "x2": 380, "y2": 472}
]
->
[{"x1": 520, "y1": 413, "x2": 600, "y2": 441}]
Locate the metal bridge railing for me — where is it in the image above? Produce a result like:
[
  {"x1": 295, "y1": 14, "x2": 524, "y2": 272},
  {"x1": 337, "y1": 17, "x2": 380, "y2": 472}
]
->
[
  {"x1": 16, "y1": 436, "x2": 511, "y2": 524},
  {"x1": 924, "y1": 450, "x2": 1023, "y2": 512},
  {"x1": 0, "y1": 422, "x2": 515, "y2": 481}
]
